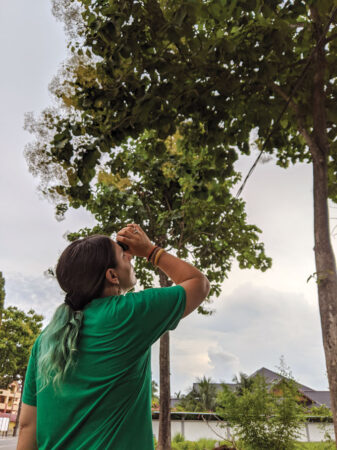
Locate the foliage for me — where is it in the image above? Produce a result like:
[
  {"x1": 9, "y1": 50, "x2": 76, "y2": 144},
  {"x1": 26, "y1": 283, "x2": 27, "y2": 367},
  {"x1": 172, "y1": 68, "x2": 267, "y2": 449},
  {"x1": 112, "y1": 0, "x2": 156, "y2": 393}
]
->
[
  {"x1": 171, "y1": 435, "x2": 219, "y2": 450},
  {"x1": 231, "y1": 372, "x2": 254, "y2": 395},
  {"x1": 26, "y1": 0, "x2": 337, "y2": 199},
  {"x1": 172, "y1": 433, "x2": 185, "y2": 443},
  {"x1": 295, "y1": 443, "x2": 336, "y2": 449},
  {"x1": 309, "y1": 405, "x2": 333, "y2": 418},
  {"x1": 216, "y1": 374, "x2": 306, "y2": 450},
  {"x1": 170, "y1": 439, "x2": 337, "y2": 450},
  {"x1": 25, "y1": 0, "x2": 275, "y2": 312},
  {"x1": 0, "y1": 307, "x2": 44, "y2": 388},
  {"x1": 152, "y1": 379, "x2": 159, "y2": 407},
  {"x1": 176, "y1": 376, "x2": 217, "y2": 412},
  {"x1": 152, "y1": 379, "x2": 159, "y2": 399}
]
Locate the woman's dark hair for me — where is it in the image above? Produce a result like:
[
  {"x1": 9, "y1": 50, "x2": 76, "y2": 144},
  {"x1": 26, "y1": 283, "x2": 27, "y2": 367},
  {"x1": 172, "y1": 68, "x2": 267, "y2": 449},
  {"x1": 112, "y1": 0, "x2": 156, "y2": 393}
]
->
[{"x1": 37, "y1": 235, "x2": 117, "y2": 391}]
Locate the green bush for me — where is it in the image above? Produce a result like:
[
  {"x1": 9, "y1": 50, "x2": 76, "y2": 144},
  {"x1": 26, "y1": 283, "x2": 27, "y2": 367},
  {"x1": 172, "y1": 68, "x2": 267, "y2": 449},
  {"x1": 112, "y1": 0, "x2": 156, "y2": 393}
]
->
[
  {"x1": 216, "y1": 374, "x2": 305, "y2": 450},
  {"x1": 173, "y1": 433, "x2": 185, "y2": 443}
]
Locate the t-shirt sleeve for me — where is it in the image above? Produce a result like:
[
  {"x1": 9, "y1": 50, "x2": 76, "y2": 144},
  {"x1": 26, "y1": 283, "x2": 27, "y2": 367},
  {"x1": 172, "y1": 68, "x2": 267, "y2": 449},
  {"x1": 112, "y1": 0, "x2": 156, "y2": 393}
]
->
[
  {"x1": 123, "y1": 285, "x2": 186, "y2": 350},
  {"x1": 22, "y1": 339, "x2": 38, "y2": 407}
]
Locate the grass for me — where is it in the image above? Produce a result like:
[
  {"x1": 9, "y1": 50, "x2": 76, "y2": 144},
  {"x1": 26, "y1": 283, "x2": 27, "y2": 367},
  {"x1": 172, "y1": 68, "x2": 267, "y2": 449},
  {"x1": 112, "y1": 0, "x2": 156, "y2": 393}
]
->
[
  {"x1": 153, "y1": 433, "x2": 336, "y2": 450},
  {"x1": 295, "y1": 443, "x2": 335, "y2": 449},
  {"x1": 162, "y1": 435, "x2": 337, "y2": 450}
]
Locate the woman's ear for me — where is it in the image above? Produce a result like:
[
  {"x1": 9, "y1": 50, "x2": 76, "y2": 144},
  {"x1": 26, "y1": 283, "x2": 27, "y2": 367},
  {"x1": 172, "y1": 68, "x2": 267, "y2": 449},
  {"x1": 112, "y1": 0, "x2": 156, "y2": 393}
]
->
[{"x1": 105, "y1": 268, "x2": 119, "y2": 286}]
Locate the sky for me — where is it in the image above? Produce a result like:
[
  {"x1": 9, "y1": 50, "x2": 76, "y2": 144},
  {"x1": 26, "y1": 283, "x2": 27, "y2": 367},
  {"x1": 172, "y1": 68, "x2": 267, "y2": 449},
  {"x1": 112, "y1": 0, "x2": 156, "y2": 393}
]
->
[{"x1": 1, "y1": 0, "x2": 336, "y2": 395}]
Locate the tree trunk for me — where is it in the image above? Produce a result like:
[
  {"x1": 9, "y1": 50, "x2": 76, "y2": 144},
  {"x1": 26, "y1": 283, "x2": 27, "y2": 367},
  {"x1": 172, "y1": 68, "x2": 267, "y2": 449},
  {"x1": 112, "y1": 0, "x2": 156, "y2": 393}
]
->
[
  {"x1": 308, "y1": 8, "x2": 337, "y2": 444},
  {"x1": 312, "y1": 157, "x2": 337, "y2": 444},
  {"x1": 13, "y1": 377, "x2": 24, "y2": 437},
  {"x1": 157, "y1": 271, "x2": 173, "y2": 450}
]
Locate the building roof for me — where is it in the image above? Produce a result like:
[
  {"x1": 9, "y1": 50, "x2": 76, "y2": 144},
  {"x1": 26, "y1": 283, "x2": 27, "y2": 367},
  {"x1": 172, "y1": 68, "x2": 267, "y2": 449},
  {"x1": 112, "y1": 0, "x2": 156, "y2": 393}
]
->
[
  {"x1": 249, "y1": 367, "x2": 314, "y2": 392},
  {"x1": 192, "y1": 367, "x2": 330, "y2": 409},
  {"x1": 300, "y1": 390, "x2": 331, "y2": 409}
]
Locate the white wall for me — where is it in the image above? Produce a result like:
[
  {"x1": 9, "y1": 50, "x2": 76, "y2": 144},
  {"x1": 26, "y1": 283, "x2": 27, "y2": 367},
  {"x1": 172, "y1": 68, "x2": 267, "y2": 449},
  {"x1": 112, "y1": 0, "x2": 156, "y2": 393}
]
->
[{"x1": 152, "y1": 420, "x2": 335, "y2": 443}]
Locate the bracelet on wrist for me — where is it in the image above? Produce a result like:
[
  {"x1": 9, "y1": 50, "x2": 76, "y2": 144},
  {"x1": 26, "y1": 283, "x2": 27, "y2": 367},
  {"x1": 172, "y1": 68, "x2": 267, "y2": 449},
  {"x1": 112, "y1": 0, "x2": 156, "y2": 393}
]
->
[
  {"x1": 154, "y1": 248, "x2": 165, "y2": 266},
  {"x1": 147, "y1": 245, "x2": 158, "y2": 262},
  {"x1": 150, "y1": 246, "x2": 161, "y2": 264}
]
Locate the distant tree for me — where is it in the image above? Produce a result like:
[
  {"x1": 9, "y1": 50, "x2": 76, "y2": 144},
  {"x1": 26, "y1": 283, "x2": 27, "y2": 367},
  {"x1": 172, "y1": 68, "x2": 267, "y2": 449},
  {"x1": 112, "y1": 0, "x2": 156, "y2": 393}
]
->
[
  {"x1": 0, "y1": 306, "x2": 44, "y2": 435},
  {"x1": 0, "y1": 272, "x2": 5, "y2": 326},
  {"x1": 177, "y1": 376, "x2": 217, "y2": 412},
  {"x1": 232, "y1": 372, "x2": 254, "y2": 396},
  {"x1": 151, "y1": 380, "x2": 159, "y2": 406},
  {"x1": 216, "y1": 374, "x2": 305, "y2": 450}
]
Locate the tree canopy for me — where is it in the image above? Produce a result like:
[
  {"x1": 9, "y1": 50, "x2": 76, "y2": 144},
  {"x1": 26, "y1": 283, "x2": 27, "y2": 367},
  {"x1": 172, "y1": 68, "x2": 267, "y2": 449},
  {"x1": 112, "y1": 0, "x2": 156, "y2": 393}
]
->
[
  {"x1": 26, "y1": 0, "x2": 337, "y2": 197},
  {"x1": 0, "y1": 306, "x2": 44, "y2": 389}
]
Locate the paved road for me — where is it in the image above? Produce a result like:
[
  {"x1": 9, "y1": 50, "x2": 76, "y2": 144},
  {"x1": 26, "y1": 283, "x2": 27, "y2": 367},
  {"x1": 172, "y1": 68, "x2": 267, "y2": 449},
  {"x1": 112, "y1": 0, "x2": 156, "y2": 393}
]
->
[{"x1": 0, "y1": 437, "x2": 18, "y2": 450}]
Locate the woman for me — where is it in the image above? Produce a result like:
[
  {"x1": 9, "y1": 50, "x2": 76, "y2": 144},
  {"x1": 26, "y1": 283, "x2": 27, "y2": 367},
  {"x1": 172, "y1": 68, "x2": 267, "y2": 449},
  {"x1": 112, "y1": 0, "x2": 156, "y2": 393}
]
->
[{"x1": 17, "y1": 224, "x2": 210, "y2": 449}]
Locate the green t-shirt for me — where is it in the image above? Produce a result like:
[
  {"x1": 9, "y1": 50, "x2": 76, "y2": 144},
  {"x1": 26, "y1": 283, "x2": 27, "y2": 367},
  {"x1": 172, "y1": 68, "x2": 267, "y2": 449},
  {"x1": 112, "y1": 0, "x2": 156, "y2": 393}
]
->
[{"x1": 23, "y1": 285, "x2": 186, "y2": 450}]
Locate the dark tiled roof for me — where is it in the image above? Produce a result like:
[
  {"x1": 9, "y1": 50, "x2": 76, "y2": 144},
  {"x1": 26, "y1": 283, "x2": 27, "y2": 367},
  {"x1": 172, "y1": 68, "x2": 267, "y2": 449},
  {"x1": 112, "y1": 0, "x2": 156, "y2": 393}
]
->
[
  {"x1": 300, "y1": 390, "x2": 331, "y2": 408},
  {"x1": 249, "y1": 367, "x2": 314, "y2": 392}
]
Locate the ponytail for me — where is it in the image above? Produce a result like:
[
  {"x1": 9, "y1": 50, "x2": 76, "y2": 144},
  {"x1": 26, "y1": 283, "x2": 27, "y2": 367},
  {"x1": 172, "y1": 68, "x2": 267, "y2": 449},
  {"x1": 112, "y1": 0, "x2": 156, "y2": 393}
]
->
[{"x1": 38, "y1": 304, "x2": 83, "y2": 392}]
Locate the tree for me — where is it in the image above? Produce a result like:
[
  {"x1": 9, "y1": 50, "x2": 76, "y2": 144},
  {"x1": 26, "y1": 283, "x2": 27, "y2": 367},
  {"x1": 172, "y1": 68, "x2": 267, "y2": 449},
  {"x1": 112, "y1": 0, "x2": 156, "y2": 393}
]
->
[
  {"x1": 0, "y1": 306, "x2": 44, "y2": 435},
  {"x1": 231, "y1": 372, "x2": 254, "y2": 396},
  {"x1": 25, "y1": 0, "x2": 337, "y2": 441},
  {"x1": 0, "y1": 272, "x2": 5, "y2": 326},
  {"x1": 57, "y1": 127, "x2": 270, "y2": 449},
  {"x1": 176, "y1": 376, "x2": 217, "y2": 412},
  {"x1": 216, "y1": 374, "x2": 305, "y2": 450}
]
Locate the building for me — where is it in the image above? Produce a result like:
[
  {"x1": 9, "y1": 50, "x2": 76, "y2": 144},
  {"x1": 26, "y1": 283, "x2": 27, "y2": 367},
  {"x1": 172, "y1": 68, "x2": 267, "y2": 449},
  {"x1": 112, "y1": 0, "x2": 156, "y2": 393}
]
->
[
  {"x1": 0, "y1": 381, "x2": 21, "y2": 435},
  {"x1": 193, "y1": 367, "x2": 331, "y2": 409}
]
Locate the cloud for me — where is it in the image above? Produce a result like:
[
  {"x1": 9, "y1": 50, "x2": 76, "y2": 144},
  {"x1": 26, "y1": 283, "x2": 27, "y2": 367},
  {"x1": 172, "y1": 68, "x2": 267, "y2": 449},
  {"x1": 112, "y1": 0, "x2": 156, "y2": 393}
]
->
[
  {"x1": 166, "y1": 282, "x2": 327, "y2": 393},
  {"x1": 208, "y1": 345, "x2": 240, "y2": 381},
  {"x1": 4, "y1": 272, "x2": 64, "y2": 325}
]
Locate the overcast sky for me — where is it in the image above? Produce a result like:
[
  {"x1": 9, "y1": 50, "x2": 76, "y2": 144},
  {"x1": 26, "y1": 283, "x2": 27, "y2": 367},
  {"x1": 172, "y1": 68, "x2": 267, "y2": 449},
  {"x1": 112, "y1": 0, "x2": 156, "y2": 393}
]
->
[{"x1": 1, "y1": 0, "x2": 336, "y2": 395}]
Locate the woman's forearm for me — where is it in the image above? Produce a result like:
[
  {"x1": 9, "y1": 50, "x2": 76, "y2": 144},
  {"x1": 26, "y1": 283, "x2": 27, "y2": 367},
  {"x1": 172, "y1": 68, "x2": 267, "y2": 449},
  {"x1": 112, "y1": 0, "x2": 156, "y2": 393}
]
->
[{"x1": 156, "y1": 251, "x2": 206, "y2": 285}]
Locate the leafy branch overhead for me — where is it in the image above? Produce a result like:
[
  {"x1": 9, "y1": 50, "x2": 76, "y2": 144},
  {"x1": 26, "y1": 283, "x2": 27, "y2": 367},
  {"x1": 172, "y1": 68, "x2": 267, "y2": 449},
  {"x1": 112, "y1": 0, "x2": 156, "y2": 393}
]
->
[{"x1": 25, "y1": 0, "x2": 274, "y2": 311}]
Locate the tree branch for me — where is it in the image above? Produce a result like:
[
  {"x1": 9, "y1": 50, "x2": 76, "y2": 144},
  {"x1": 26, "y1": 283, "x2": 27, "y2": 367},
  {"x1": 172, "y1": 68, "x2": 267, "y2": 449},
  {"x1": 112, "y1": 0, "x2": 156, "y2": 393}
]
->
[
  {"x1": 269, "y1": 83, "x2": 315, "y2": 149},
  {"x1": 269, "y1": 83, "x2": 298, "y2": 114},
  {"x1": 325, "y1": 32, "x2": 337, "y2": 44}
]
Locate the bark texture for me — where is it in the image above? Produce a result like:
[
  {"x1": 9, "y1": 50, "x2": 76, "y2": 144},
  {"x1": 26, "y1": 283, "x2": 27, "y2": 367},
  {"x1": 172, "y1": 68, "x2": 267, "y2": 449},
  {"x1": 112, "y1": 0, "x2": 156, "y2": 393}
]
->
[
  {"x1": 312, "y1": 157, "x2": 337, "y2": 444},
  {"x1": 157, "y1": 271, "x2": 173, "y2": 450},
  {"x1": 309, "y1": 7, "x2": 337, "y2": 444}
]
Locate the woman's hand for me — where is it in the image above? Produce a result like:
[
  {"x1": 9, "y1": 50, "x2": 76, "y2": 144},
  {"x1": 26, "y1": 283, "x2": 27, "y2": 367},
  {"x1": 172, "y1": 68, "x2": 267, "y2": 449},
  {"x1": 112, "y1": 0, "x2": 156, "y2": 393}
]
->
[{"x1": 117, "y1": 224, "x2": 154, "y2": 258}]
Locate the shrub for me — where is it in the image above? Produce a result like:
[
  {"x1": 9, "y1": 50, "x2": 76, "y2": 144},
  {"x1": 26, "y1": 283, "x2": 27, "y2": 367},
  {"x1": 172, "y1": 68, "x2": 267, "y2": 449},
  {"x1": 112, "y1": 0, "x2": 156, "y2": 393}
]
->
[{"x1": 216, "y1": 374, "x2": 305, "y2": 450}]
